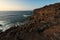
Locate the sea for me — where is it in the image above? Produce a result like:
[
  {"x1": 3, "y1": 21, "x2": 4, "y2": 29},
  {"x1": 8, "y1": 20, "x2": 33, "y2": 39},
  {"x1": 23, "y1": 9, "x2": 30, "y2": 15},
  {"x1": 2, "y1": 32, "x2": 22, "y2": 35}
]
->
[{"x1": 0, "y1": 11, "x2": 32, "y2": 31}]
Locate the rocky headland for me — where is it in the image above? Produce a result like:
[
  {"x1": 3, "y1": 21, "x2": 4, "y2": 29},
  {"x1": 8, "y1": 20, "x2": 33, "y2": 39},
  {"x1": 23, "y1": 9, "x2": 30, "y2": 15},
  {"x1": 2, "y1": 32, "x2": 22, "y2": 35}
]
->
[{"x1": 0, "y1": 3, "x2": 60, "y2": 40}]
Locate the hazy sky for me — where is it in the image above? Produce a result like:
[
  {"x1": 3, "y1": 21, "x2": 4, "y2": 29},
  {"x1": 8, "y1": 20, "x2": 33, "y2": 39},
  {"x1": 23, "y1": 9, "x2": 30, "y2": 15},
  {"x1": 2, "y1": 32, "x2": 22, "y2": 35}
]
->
[{"x1": 0, "y1": 0, "x2": 60, "y2": 11}]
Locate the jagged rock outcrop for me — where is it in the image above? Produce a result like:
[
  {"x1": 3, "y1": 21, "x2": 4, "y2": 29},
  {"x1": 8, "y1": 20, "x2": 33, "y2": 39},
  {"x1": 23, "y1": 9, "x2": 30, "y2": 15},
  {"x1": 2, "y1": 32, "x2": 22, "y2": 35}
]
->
[{"x1": 0, "y1": 3, "x2": 60, "y2": 40}]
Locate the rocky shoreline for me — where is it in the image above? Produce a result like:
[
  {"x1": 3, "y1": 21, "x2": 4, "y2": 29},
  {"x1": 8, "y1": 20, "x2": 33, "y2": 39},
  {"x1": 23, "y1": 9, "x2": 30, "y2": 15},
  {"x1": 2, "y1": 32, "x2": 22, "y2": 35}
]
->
[{"x1": 0, "y1": 3, "x2": 60, "y2": 40}]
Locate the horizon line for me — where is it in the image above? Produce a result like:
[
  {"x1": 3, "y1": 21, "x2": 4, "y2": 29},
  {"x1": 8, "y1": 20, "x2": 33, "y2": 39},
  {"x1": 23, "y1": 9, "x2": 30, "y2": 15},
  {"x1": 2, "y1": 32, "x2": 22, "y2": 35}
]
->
[{"x1": 0, "y1": 10, "x2": 33, "y2": 11}]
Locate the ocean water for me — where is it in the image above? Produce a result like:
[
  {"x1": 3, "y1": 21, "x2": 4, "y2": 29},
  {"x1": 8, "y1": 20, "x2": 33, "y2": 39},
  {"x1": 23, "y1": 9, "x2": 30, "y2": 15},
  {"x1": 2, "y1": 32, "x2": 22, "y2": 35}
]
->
[{"x1": 0, "y1": 11, "x2": 32, "y2": 31}]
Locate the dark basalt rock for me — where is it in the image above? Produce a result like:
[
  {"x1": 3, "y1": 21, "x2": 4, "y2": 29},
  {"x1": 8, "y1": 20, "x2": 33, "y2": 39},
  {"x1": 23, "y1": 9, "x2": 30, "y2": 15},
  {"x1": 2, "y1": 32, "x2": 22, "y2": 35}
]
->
[
  {"x1": 0, "y1": 24, "x2": 2, "y2": 26},
  {"x1": 0, "y1": 3, "x2": 60, "y2": 40}
]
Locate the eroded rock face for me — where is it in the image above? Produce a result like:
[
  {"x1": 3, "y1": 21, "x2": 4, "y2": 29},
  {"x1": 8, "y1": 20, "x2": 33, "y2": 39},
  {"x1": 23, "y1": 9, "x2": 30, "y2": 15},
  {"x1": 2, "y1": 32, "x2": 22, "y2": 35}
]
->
[{"x1": 0, "y1": 3, "x2": 60, "y2": 40}]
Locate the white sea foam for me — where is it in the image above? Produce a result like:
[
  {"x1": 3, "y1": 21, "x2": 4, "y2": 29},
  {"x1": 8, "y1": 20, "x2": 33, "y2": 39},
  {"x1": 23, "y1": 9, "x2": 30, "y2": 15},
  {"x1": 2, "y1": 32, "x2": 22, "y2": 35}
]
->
[
  {"x1": 0, "y1": 21, "x2": 13, "y2": 31},
  {"x1": 0, "y1": 21, "x2": 5, "y2": 25},
  {"x1": 23, "y1": 15, "x2": 31, "y2": 17},
  {"x1": 0, "y1": 21, "x2": 6, "y2": 31},
  {"x1": 2, "y1": 24, "x2": 13, "y2": 31}
]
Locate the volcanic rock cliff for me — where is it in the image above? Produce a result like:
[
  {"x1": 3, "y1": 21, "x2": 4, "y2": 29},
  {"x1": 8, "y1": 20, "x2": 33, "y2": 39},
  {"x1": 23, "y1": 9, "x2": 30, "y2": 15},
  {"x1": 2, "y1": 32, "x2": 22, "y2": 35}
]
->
[{"x1": 0, "y1": 3, "x2": 60, "y2": 40}]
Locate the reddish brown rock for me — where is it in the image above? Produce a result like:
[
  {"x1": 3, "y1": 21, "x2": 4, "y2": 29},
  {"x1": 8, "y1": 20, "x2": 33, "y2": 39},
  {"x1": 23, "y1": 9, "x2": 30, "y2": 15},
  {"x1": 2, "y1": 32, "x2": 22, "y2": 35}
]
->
[{"x1": 0, "y1": 3, "x2": 60, "y2": 40}]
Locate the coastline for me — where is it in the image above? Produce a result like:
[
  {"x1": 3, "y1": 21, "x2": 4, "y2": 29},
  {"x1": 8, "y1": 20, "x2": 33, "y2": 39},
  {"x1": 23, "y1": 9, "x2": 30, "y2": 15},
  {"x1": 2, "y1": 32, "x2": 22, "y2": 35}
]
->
[{"x1": 0, "y1": 3, "x2": 60, "y2": 40}]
